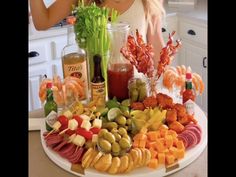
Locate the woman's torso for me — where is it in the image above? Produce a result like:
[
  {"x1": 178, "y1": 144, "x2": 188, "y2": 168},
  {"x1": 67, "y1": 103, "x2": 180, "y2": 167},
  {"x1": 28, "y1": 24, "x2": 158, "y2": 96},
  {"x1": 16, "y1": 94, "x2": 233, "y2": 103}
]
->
[{"x1": 117, "y1": 0, "x2": 148, "y2": 42}]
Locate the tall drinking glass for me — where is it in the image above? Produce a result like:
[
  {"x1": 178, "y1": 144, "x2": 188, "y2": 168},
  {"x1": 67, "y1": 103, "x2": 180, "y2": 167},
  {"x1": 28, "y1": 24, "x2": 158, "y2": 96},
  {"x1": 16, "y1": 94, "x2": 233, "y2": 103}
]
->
[{"x1": 107, "y1": 22, "x2": 134, "y2": 101}]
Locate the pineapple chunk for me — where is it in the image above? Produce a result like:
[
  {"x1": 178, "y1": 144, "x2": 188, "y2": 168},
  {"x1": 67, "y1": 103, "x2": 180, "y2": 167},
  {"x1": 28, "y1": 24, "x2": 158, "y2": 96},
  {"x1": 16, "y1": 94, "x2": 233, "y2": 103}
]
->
[
  {"x1": 92, "y1": 119, "x2": 102, "y2": 129},
  {"x1": 52, "y1": 121, "x2": 61, "y2": 131},
  {"x1": 73, "y1": 135, "x2": 86, "y2": 146},
  {"x1": 81, "y1": 120, "x2": 91, "y2": 131},
  {"x1": 92, "y1": 134, "x2": 98, "y2": 143},
  {"x1": 68, "y1": 119, "x2": 78, "y2": 130}
]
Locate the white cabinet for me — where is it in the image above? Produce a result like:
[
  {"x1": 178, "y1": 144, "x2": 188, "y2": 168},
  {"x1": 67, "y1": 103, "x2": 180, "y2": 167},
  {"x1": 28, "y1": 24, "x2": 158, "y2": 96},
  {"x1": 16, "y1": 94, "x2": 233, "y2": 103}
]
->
[
  {"x1": 178, "y1": 18, "x2": 207, "y2": 113},
  {"x1": 29, "y1": 31, "x2": 67, "y2": 111},
  {"x1": 29, "y1": 65, "x2": 51, "y2": 111},
  {"x1": 162, "y1": 15, "x2": 180, "y2": 67}
]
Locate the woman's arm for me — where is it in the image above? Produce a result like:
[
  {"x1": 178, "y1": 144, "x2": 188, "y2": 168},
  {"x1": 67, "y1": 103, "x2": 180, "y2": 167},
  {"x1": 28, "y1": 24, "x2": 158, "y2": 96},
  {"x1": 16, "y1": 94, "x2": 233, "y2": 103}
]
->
[
  {"x1": 147, "y1": 15, "x2": 165, "y2": 68},
  {"x1": 29, "y1": 0, "x2": 77, "y2": 30}
]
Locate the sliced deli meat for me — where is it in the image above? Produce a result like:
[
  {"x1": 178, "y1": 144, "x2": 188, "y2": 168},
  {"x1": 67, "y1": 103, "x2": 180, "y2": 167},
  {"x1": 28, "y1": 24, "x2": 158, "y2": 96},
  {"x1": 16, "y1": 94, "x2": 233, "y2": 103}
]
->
[
  {"x1": 185, "y1": 123, "x2": 202, "y2": 134},
  {"x1": 185, "y1": 127, "x2": 201, "y2": 144}
]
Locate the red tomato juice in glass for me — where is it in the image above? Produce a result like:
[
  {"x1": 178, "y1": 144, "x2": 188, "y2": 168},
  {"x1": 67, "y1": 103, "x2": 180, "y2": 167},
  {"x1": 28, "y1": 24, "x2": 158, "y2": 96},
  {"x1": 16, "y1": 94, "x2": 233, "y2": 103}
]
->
[{"x1": 108, "y1": 63, "x2": 134, "y2": 101}]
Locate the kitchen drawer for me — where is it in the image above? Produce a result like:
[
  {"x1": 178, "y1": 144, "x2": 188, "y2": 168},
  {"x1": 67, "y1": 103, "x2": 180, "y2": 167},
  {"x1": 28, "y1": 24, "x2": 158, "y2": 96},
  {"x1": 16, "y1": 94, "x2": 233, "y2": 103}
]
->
[
  {"x1": 29, "y1": 41, "x2": 50, "y2": 65},
  {"x1": 179, "y1": 21, "x2": 207, "y2": 45}
]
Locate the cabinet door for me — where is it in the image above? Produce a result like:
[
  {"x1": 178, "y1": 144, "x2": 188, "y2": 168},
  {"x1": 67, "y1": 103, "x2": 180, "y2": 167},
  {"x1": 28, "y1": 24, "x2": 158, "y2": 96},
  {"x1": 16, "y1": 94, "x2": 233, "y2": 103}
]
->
[
  {"x1": 162, "y1": 16, "x2": 179, "y2": 67},
  {"x1": 179, "y1": 41, "x2": 207, "y2": 113},
  {"x1": 29, "y1": 66, "x2": 50, "y2": 111}
]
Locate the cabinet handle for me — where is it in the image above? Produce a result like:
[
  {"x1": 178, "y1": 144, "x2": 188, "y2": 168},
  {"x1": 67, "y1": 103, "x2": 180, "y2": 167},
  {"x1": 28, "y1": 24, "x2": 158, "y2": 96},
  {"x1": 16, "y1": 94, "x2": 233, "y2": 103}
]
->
[
  {"x1": 187, "y1": 29, "x2": 196, "y2": 36},
  {"x1": 203, "y1": 57, "x2": 207, "y2": 68},
  {"x1": 162, "y1": 28, "x2": 166, "y2": 32},
  {"x1": 28, "y1": 51, "x2": 39, "y2": 58}
]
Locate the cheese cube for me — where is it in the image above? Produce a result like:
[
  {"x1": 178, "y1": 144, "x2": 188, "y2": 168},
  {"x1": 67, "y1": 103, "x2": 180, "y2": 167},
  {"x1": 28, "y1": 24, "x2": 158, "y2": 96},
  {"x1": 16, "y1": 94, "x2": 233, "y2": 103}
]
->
[
  {"x1": 63, "y1": 110, "x2": 73, "y2": 119},
  {"x1": 52, "y1": 121, "x2": 61, "y2": 131},
  {"x1": 81, "y1": 120, "x2": 91, "y2": 131},
  {"x1": 73, "y1": 135, "x2": 86, "y2": 146},
  {"x1": 80, "y1": 114, "x2": 90, "y2": 121},
  {"x1": 68, "y1": 119, "x2": 78, "y2": 130},
  {"x1": 68, "y1": 134, "x2": 76, "y2": 143},
  {"x1": 92, "y1": 134, "x2": 98, "y2": 143},
  {"x1": 92, "y1": 119, "x2": 102, "y2": 129}
]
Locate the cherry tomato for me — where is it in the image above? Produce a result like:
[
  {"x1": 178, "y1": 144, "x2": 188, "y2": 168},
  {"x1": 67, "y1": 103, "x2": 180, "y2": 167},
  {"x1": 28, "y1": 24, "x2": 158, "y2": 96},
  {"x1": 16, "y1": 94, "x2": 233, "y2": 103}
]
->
[
  {"x1": 58, "y1": 115, "x2": 69, "y2": 126},
  {"x1": 76, "y1": 127, "x2": 93, "y2": 140},
  {"x1": 72, "y1": 115, "x2": 83, "y2": 127},
  {"x1": 90, "y1": 127, "x2": 101, "y2": 134},
  {"x1": 59, "y1": 124, "x2": 68, "y2": 132},
  {"x1": 65, "y1": 129, "x2": 76, "y2": 136}
]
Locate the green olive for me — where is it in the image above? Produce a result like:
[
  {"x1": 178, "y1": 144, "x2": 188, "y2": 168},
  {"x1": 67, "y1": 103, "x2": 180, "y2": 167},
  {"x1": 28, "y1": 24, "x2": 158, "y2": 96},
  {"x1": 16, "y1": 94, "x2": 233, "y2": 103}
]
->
[
  {"x1": 98, "y1": 129, "x2": 108, "y2": 138},
  {"x1": 118, "y1": 127, "x2": 127, "y2": 136},
  {"x1": 102, "y1": 122, "x2": 118, "y2": 131},
  {"x1": 115, "y1": 115, "x2": 127, "y2": 126},
  {"x1": 113, "y1": 132, "x2": 122, "y2": 141},
  {"x1": 104, "y1": 132, "x2": 116, "y2": 143},
  {"x1": 111, "y1": 128, "x2": 118, "y2": 134},
  {"x1": 119, "y1": 138, "x2": 131, "y2": 149},
  {"x1": 126, "y1": 119, "x2": 132, "y2": 125},
  {"x1": 112, "y1": 151, "x2": 120, "y2": 157},
  {"x1": 122, "y1": 134, "x2": 131, "y2": 142},
  {"x1": 98, "y1": 139, "x2": 111, "y2": 152},
  {"x1": 111, "y1": 142, "x2": 121, "y2": 153}
]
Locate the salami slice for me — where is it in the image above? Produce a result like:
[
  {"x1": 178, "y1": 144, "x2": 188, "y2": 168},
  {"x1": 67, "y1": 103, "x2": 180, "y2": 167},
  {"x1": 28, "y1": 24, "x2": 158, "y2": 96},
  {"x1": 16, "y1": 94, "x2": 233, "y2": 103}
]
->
[
  {"x1": 59, "y1": 144, "x2": 76, "y2": 158},
  {"x1": 182, "y1": 130, "x2": 198, "y2": 149},
  {"x1": 53, "y1": 140, "x2": 68, "y2": 152},
  {"x1": 177, "y1": 134, "x2": 188, "y2": 148},
  {"x1": 185, "y1": 123, "x2": 202, "y2": 134},
  {"x1": 69, "y1": 148, "x2": 84, "y2": 164},
  {"x1": 46, "y1": 136, "x2": 63, "y2": 147},
  {"x1": 185, "y1": 127, "x2": 202, "y2": 144}
]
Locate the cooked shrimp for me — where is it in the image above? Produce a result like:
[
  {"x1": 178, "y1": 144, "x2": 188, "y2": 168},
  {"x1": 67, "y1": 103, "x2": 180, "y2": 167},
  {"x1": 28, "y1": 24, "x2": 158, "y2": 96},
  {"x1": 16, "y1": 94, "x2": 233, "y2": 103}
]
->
[
  {"x1": 64, "y1": 76, "x2": 85, "y2": 88},
  {"x1": 51, "y1": 86, "x2": 64, "y2": 106},
  {"x1": 38, "y1": 79, "x2": 52, "y2": 102},
  {"x1": 65, "y1": 79, "x2": 85, "y2": 99},
  {"x1": 53, "y1": 75, "x2": 62, "y2": 91},
  {"x1": 192, "y1": 73, "x2": 204, "y2": 94},
  {"x1": 65, "y1": 82, "x2": 79, "y2": 102}
]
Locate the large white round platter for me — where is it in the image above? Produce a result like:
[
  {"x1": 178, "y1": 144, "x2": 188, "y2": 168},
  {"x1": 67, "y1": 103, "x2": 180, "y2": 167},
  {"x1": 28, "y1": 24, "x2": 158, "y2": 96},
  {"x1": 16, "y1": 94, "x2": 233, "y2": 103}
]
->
[{"x1": 40, "y1": 103, "x2": 207, "y2": 177}]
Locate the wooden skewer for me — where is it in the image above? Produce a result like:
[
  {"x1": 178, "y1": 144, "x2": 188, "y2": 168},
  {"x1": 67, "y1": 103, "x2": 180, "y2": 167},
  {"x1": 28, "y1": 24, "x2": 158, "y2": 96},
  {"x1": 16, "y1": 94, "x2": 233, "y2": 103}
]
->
[
  {"x1": 59, "y1": 128, "x2": 69, "y2": 135},
  {"x1": 45, "y1": 129, "x2": 55, "y2": 138}
]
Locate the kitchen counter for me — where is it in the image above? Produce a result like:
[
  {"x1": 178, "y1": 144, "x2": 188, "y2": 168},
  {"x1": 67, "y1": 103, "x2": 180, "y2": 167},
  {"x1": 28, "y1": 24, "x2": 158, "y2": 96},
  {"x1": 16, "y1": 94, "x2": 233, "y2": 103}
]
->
[{"x1": 29, "y1": 131, "x2": 207, "y2": 177}]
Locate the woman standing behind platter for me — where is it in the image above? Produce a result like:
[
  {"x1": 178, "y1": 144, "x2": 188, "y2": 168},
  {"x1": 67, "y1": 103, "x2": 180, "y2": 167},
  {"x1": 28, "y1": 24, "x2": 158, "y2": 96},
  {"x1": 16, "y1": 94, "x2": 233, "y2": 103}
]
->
[{"x1": 30, "y1": 0, "x2": 165, "y2": 67}]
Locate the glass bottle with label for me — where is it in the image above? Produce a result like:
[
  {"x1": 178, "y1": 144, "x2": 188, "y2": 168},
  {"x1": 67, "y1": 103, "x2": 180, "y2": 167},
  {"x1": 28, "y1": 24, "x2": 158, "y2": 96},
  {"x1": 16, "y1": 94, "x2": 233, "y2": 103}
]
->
[
  {"x1": 44, "y1": 82, "x2": 58, "y2": 131},
  {"x1": 62, "y1": 25, "x2": 88, "y2": 100},
  {"x1": 91, "y1": 54, "x2": 105, "y2": 106},
  {"x1": 183, "y1": 72, "x2": 196, "y2": 115}
]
